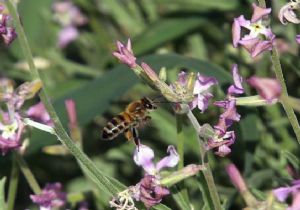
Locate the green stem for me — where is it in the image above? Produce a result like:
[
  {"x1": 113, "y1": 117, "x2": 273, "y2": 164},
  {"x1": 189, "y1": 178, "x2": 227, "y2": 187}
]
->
[
  {"x1": 176, "y1": 114, "x2": 184, "y2": 169},
  {"x1": 15, "y1": 153, "x2": 41, "y2": 194},
  {"x1": 6, "y1": 0, "x2": 119, "y2": 196},
  {"x1": 186, "y1": 111, "x2": 222, "y2": 210},
  {"x1": 257, "y1": 0, "x2": 300, "y2": 144},
  {"x1": 7, "y1": 154, "x2": 19, "y2": 210}
]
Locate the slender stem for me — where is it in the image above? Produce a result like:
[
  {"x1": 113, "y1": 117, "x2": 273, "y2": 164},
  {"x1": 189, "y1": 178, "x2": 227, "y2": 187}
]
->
[
  {"x1": 6, "y1": 0, "x2": 120, "y2": 196},
  {"x1": 257, "y1": 0, "x2": 300, "y2": 144},
  {"x1": 176, "y1": 114, "x2": 184, "y2": 169},
  {"x1": 15, "y1": 153, "x2": 41, "y2": 194},
  {"x1": 7, "y1": 154, "x2": 19, "y2": 210},
  {"x1": 186, "y1": 111, "x2": 222, "y2": 210}
]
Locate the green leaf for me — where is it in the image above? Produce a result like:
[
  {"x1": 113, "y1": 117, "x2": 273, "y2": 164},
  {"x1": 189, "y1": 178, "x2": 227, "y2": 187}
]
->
[
  {"x1": 133, "y1": 17, "x2": 207, "y2": 54},
  {"x1": 153, "y1": 0, "x2": 239, "y2": 12},
  {"x1": 281, "y1": 150, "x2": 300, "y2": 171},
  {"x1": 0, "y1": 177, "x2": 6, "y2": 210},
  {"x1": 172, "y1": 186, "x2": 192, "y2": 210}
]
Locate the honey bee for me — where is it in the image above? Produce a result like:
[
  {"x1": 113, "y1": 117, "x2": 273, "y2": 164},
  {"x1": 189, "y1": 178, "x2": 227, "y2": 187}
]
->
[{"x1": 101, "y1": 97, "x2": 157, "y2": 145}]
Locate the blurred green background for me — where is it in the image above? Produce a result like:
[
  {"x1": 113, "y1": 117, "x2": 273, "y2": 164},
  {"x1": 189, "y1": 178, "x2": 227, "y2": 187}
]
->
[{"x1": 1, "y1": 0, "x2": 300, "y2": 209}]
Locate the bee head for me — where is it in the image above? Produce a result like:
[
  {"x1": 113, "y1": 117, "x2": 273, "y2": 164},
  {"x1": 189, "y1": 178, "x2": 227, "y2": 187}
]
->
[{"x1": 142, "y1": 97, "x2": 157, "y2": 110}]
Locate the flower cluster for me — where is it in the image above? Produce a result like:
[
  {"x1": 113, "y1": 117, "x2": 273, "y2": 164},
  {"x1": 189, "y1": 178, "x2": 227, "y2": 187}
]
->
[
  {"x1": 205, "y1": 64, "x2": 243, "y2": 157},
  {"x1": 30, "y1": 182, "x2": 66, "y2": 210},
  {"x1": 111, "y1": 144, "x2": 179, "y2": 209},
  {"x1": 0, "y1": 4, "x2": 17, "y2": 45},
  {"x1": 0, "y1": 78, "x2": 52, "y2": 155},
  {"x1": 232, "y1": 3, "x2": 274, "y2": 57},
  {"x1": 52, "y1": 0, "x2": 88, "y2": 48},
  {"x1": 174, "y1": 71, "x2": 218, "y2": 113}
]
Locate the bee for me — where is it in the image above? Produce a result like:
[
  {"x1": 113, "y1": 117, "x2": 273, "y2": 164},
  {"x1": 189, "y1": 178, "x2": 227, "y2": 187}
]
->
[{"x1": 101, "y1": 97, "x2": 157, "y2": 145}]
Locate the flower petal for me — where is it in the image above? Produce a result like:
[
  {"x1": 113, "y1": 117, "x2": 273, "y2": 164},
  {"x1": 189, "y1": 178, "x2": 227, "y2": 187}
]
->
[
  {"x1": 156, "y1": 145, "x2": 179, "y2": 171},
  {"x1": 228, "y1": 64, "x2": 244, "y2": 95},
  {"x1": 134, "y1": 144, "x2": 155, "y2": 174},
  {"x1": 273, "y1": 187, "x2": 293, "y2": 202},
  {"x1": 193, "y1": 73, "x2": 218, "y2": 95},
  {"x1": 251, "y1": 3, "x2": 271, "y2": 23}
]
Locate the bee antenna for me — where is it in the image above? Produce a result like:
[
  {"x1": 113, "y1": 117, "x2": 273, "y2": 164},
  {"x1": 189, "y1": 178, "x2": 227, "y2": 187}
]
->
[{"x1": 152, "y1": 95, "x2": 164, "y2": 103}]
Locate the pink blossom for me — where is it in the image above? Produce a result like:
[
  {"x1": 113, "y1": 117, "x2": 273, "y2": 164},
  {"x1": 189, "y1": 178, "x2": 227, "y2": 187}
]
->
[{"x1": 113, "y1": 39, "x2": 137, "y2": 68}]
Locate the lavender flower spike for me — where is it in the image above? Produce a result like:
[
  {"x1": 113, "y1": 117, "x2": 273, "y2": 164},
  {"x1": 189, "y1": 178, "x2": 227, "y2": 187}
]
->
[
  {"x1": 30, "y1": 182, "x2": 66, "y2": 210},
  {"x1": 134, "y1": 144, "x2": 179, "y2": 175},
  {"x1": 113, "y1": 39, "x2": 137, "y2": 68},
  {"x1": 279, "y1": 1, "x2": 300, "y2": 25},
  {"x1": 247, "y1": 76, "x2": 282, "y2": 103}
]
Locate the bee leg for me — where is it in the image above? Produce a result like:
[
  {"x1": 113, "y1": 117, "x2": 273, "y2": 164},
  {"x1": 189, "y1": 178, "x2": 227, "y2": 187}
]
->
[{"x1": 132, "y1": 127, "x2": 140, "y2": 148}]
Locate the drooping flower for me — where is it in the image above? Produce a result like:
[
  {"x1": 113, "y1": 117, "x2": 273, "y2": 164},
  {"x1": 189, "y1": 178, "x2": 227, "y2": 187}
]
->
[
  {"x1": 247, "y1": 76, "x2": 282, "y2": 103},
  {"x1": 0, "y1": 5, "x2": 17, "y2": 45},
  {"x1": 113, "y1": 39, "x2": 137, "y2": 68},
  {"x1": 0, "y1": 112, "x2": 24, "y2": 155},
  {"x1": 135, "y1": 174, "x2": 170, "y2": 209},
  {"x1": 226, "y1": 164, "x2": 248, "y2": 193},
  {"x1": 206, "y1": 64, "x2": 244, "y2": 157},
  {"x1": 30, "y1": 182, "x2": 66, "y2": 210},
  {"x1": 52, "y1": 0, "x2": 87, "y2": 48},
  {"x1": 279, "y1": 0, "x2": 300, "y2": 25},
  {"x1": 232, "y1": 3, "x2": 274, "y2": 57}
]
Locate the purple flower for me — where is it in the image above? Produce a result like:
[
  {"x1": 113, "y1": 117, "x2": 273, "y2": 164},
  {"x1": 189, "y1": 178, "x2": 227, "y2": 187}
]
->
[
  {"x1": 232, "y1": 3, "x2": 274, "y2": 57},
  {"x1": 279, "y1": 1, "x2": 300, "y2": 25},
  {"x1": 134, "y1": 144, "x2": 179, "y2": 175},
  {"x1": 174, "y1": 71, "x2": 218, "y2": 112},
  {"x1": 296, "y1": 35, "x2": 300, "y2": 44},
  {"x1": 132, "y1": 145, "x2": 178, "y2": 209},
  {"x1": 30, "y1": 182, "x2": 66, "y2": 210},
  {"x1": 273, "y1": 179, "x2": 300, "y2": 210},
  {"x1": 113, "y1": 39, "x2": 137, "y2": 68},
  {"x1": 26, "y1": 102, "x2": 53, "y2": 126},
  {"x1": 53, "y1": 0, "x2": 87, "y2": 48},
  {"x1": 190, "y1": 73, "x2": 218, "y2": 112},
  {"x1": 207, "y1": 65, "x2": 243, "y2": 157},
  {"x1": 0, "y1": 113, "x2": 24, "y2": 155},
  {"x1": 0, "y1": 5, "x2": 17, "y2": 45},
  {"x1": 247, "y1": 76, "x2": 282, "y2": 103}
]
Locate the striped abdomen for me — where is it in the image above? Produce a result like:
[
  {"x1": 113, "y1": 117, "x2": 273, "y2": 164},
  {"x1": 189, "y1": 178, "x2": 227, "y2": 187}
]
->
[{"x1": 101, "y1": 112, "x2": 133, "y2": 140}]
